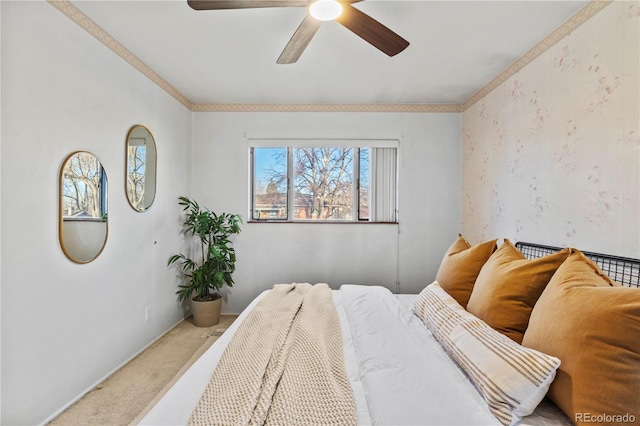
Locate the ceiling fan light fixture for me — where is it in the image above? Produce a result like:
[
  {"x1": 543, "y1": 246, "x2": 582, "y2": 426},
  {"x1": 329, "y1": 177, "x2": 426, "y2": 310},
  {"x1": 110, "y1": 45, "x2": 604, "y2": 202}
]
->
[{"x1": 309, "y1": 0, "x2": 343, "y2": 21}]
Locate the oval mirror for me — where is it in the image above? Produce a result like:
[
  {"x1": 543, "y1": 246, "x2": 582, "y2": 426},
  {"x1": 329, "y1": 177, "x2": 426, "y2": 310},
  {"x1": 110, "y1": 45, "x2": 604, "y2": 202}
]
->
[
  {"x1": 59, "y1": 151, "x2": 108, "y2": 263},
  {"x1": 126, "y1": 125, "x2": 157, "y2": 211}
]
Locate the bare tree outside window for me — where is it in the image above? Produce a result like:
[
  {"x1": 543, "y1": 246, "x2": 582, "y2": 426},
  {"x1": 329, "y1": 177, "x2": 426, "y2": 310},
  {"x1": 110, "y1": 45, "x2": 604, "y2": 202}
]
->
[
  {"x1": 293, "y1": 147, "x2": 353, "y2": 220},
  {"x1": 359, "y1": 148, "x2": 370, "y2": 220},
  {"x1": 251, "y1": 144, "x2": 396, "y2": 222},
  {"x1": 253, "y1": 148, "x2": 287, "y2": 219}
]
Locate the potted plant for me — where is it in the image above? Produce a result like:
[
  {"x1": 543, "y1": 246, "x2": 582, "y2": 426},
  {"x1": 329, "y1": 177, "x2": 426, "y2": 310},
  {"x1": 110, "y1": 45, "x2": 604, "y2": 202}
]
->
[{"x1": 168, "y1": 196, "x2": 242, "y2": 327}]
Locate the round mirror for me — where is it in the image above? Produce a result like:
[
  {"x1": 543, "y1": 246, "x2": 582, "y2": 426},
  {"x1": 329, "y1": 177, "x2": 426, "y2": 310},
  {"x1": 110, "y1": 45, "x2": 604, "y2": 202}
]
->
[
  {"x1": 126, "y1": 125, "x2": 157, "y2": 212},
  {"x1": 59, "y1": 151, "x2": 108, "y2": 263}
]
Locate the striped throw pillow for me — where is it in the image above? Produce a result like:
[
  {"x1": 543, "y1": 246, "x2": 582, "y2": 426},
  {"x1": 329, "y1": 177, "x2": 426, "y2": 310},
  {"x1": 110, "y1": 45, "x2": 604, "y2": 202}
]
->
[{"x1": 414, "y1": 282, "x2": 561, "y2": 426}]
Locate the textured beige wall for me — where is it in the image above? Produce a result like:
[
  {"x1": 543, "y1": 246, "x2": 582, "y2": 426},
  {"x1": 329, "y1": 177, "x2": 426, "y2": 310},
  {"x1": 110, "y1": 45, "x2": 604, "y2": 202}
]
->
[{"x1": 462, "y1": 1, "x2": 639, "y2": 257}]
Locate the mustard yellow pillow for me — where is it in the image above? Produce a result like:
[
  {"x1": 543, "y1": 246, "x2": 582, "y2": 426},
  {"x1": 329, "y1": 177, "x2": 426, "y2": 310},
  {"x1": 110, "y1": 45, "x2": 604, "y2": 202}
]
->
[
  {"x1": 466, "y1": 239, "x2": 570, "y2": 344},
  {"x1": 434, "y1": 234, "x2": 497, "y2": 308},
  {"x1": 522, "y1": 250, "x2": 640, "y2": 426}
]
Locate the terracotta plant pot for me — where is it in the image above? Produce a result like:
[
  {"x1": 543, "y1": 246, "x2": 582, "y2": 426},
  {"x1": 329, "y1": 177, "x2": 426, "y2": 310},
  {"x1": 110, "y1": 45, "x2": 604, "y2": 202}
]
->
[{"x1": 190, "y1": 296, "x2": 222, "y2": 327}]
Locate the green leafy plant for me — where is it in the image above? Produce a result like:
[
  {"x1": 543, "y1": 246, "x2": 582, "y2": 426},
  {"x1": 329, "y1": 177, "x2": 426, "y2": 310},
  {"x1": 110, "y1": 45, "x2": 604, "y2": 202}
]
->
[{"x1": 168, "y1": 196, "x2": 242, "y2": 303}]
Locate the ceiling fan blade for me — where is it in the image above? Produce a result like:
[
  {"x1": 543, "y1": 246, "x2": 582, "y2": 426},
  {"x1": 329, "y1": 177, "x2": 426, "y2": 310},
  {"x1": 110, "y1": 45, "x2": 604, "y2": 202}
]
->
[
  {"x1": 187, "y1": 0, "x2": 309, "y2": 10},
  {"x1": 277, "y1": 15, "x2": 322, "y2": 64},
  {"x1": 336, "y1": 3, "x2": 409, "y2": 57}
]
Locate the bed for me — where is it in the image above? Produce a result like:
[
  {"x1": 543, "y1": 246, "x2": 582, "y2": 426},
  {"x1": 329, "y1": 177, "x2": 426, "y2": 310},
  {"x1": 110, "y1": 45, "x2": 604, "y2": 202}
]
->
[{"x1": 138, "y1": 240, "x2": 640, "y2": 426}]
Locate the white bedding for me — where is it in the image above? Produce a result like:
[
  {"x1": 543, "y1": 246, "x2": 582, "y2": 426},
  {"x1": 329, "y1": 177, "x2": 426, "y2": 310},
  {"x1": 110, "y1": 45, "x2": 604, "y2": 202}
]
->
[{"x1": 139, "y1": 286, "x2": 572, "y2": 426}]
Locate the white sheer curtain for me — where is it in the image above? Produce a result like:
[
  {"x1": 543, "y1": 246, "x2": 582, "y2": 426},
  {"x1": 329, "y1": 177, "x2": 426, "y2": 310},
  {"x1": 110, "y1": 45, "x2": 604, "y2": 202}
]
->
[{"x1": 369, "y1": 148, "x2": 397, "y2": 222}]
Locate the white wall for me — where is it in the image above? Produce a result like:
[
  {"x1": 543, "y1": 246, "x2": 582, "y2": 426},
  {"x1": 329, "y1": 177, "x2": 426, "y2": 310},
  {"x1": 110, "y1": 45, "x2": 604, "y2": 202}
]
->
[
  {"x1": 1, "y1": 2, "x2": 192, "y2": 424},
  {"x1": 190, "y1": 112, "x2": 462, "y2": 314}
]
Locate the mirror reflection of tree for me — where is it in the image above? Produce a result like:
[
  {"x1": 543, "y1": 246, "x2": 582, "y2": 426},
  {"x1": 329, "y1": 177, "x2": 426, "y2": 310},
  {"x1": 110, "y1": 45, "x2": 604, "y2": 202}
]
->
[
  {"x1": 62, "y1": 152, "x2": 106, "y2": 219},
  {"x1": 127, "y1": 144, "x2": 146, "y2": 211}
]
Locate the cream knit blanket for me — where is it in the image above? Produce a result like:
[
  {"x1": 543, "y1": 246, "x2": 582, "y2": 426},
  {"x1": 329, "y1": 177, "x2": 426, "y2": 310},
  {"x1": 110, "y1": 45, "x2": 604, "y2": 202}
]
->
[{"x1": 188, "y1": 283, "x2": 357, "y2": 426}]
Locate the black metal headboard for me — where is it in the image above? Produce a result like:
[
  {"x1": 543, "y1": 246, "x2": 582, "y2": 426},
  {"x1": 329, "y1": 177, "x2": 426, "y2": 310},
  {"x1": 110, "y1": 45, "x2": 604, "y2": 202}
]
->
[{"x1": 515, "y1": 241, "x2": 640, "y2": 288}]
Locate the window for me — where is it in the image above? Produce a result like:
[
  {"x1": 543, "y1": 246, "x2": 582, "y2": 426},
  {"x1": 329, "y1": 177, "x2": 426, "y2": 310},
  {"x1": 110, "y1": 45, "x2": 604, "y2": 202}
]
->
[
  {"x1": 251, "y1": 141, "x2": 397, "y2": 222},
  {"x1": 252, "y1": 147, "x2": 288, "y2": 219}
]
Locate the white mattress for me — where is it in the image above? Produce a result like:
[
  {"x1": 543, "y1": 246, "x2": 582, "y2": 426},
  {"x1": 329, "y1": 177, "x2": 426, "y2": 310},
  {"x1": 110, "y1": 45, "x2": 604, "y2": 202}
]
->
[{"x1": 138, "y1": 286, "x2": 572, "y2": 426}]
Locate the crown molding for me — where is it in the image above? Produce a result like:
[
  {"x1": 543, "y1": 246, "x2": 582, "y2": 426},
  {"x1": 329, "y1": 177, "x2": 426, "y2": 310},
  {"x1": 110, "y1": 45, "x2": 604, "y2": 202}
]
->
[
  {"x1": 47, "y1": 0, "x2": 194, "y2": 110},
  {"x1": 191, "y1": 103, "x2": 462, "y2": 113},
  {"x1": 461, "y1": 0, "x2": 613, "y2": 111},
  {"x1": 50, "y1": 0, "x2": 610, "y2": 114}
]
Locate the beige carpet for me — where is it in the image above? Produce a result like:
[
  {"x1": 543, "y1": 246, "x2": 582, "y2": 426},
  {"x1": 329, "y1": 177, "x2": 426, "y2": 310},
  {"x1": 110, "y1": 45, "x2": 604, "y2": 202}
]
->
[{"x1": 49, "y1": 315, "x2": 238, "y2": 426}]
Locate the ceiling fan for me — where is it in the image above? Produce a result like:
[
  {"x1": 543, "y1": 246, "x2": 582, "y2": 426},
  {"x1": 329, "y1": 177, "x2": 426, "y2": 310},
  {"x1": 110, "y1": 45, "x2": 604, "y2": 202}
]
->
[{"x1": 187, "y1": 0, "x2": 410, "y2": 64}]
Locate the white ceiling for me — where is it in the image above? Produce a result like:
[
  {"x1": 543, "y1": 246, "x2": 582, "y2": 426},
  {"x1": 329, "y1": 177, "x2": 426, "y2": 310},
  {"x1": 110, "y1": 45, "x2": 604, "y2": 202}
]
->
[{"x1": 71, "y1": 0, "x2": 590, "y2": 105}]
